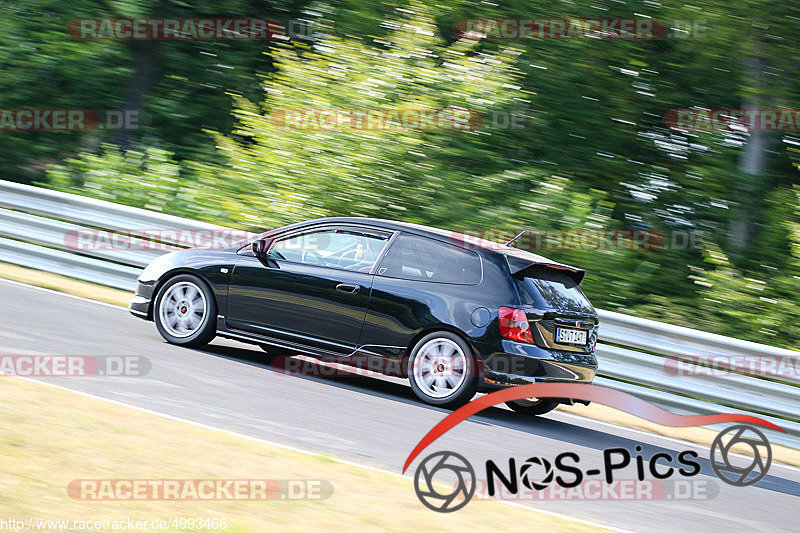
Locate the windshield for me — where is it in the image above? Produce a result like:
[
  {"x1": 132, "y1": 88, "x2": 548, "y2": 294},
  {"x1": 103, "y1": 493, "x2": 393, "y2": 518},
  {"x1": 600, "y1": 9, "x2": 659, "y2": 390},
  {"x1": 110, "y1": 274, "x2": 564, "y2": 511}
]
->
[{"x1": 513, "y1": 265, "x2": 594, "y2": 314}]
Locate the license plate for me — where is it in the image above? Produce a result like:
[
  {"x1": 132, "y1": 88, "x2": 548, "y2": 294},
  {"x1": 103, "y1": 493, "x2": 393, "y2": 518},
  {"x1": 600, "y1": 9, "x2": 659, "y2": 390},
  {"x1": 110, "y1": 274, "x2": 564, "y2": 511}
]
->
[{"x1": 556, "y1": 328, "x2": 587, "y2": 345}]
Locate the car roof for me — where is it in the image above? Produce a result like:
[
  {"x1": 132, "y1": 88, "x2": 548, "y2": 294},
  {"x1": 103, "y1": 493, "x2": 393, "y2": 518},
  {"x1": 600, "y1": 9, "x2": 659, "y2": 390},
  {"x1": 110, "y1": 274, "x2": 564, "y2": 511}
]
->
[{"x1": 280, "y1": 216, "x2": 502, "y2": 247}]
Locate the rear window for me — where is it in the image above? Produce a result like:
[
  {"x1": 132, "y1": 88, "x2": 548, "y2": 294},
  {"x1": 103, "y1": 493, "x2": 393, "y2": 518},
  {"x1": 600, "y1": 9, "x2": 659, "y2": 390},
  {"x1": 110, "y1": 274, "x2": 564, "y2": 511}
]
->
[
  {"x1": 376, "y1": 233, "x2": 482, "y2": 285},
  {"x1": 514, "y1": 265, "x2": 594, "y2": 313}
]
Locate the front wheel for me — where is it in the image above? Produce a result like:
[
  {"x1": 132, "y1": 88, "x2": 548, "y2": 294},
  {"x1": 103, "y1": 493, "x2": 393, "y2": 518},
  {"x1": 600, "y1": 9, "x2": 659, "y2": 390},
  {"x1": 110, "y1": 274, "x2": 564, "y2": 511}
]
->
[
  {"x1": 505, "y1": 397, "x2": 560, "y2": 416},
  {"x1": 408, "y1": 332, "x2": 478, "y2": 408},
  {"x1": 153, "y1": 274, "x2": 217, "y2": 347}
]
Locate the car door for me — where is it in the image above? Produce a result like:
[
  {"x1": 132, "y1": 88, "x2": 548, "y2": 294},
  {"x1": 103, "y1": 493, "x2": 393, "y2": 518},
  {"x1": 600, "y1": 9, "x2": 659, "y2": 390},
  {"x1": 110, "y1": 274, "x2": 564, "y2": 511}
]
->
[{"x1": 226, "y1": 225, "x2": 393, "y2": 354}]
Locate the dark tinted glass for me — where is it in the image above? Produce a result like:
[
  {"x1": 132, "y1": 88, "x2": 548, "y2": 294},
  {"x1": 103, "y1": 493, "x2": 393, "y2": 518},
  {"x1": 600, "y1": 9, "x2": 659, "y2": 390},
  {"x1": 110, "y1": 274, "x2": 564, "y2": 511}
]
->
[
  {"x1": 514, "y1": 266, "x2": 594, "y2": 313},
  {"x1": 377, "y1": 233, "x2": 481, "y2": 285}
]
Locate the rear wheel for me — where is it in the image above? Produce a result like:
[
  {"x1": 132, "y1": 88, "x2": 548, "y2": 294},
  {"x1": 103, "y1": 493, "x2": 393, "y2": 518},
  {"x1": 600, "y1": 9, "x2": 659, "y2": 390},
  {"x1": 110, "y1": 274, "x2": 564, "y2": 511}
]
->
[
  {"x1": 408, "y1": 332, "x2": 478, "y2": 408},
  {"x1": 505, "y1": 397, "x2": 560, "y2": 416},
  {"x1": 259, "y1": 344, "x2": 276, "y2": 363},
  {"x1": 154, "y1": 274, "x2": 217, "y2": 347}
]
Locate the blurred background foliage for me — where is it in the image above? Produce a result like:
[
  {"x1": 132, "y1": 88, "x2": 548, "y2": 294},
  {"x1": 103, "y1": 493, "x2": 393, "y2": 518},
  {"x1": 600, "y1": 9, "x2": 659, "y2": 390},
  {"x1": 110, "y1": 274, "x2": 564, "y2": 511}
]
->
[{"x1": 3, "y1": 0, "x2": 800, "y2": 347}]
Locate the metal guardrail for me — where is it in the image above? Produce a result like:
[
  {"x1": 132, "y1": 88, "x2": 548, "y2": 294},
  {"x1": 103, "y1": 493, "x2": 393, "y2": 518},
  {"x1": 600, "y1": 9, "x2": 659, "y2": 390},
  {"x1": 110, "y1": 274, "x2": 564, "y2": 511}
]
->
[
  {"x1": 0, "y1": 180, "x2": 231, "y2": 243},
  {"x1": 1, "y1": 179, "x2": 798, "y2": 447}
]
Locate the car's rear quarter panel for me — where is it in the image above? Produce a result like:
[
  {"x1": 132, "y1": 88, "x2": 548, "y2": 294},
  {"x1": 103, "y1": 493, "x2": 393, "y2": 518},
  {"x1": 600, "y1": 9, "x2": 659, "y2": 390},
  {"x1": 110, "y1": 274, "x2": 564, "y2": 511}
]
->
[{"x1": 356, "y1": 250, "x2": 519, "y2": 355}]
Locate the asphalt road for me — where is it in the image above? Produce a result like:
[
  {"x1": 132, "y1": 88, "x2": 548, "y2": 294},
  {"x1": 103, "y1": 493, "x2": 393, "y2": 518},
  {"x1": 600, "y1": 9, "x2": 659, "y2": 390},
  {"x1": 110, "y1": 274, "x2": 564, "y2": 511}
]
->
[{"x1": 2, "y1": 279, "x2": 799, "y2": 532}]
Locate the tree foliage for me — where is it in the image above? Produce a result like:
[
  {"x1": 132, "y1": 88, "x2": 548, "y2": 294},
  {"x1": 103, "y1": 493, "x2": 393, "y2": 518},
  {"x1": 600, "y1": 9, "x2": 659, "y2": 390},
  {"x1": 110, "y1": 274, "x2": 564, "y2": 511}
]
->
[{"x1": 16, "y1": 0, "x2": 800, "y2": 348}]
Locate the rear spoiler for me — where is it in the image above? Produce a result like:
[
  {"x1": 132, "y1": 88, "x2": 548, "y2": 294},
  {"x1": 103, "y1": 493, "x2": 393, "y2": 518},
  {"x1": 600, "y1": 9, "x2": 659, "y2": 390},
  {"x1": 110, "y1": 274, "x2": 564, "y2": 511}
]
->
[{"x1": 505, "y1": 255, "x2": 585, "y2": 285}]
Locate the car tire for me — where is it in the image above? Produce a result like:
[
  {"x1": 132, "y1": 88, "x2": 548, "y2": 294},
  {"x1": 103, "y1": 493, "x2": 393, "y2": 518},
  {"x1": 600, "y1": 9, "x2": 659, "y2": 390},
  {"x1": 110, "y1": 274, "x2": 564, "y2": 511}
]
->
[
  {"x1": 153, "y1": 274, "x2": 217, "y2": 347},
  {"x1": 259, "y1": 344, "x2": 276, "y2": 363},
  {"x1": 505, "y1": 398, "x2": 560, "y2": 416},
  {"x1": 408, "y1": 331, "x2": 478, "y2": 408}
]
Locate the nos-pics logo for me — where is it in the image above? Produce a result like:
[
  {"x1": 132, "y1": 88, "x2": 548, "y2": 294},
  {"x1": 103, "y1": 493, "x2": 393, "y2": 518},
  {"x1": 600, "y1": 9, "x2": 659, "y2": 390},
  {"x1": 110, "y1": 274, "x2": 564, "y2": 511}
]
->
[
  {"x1": 413, "y1": 424, "x2": 772, "y2": 512},
  {"x1": 402, "y1": 384, "x2": 781, "y2": 513}
]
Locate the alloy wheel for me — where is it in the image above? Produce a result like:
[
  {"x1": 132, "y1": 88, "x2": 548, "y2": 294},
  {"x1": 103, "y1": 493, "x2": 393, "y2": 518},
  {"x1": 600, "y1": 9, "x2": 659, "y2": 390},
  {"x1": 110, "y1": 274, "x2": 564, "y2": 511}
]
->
[
  {"x1": 158, "y1": 281, "x2": 207, "y2": 338},
  {"x1": 411, "y1": 338, "x2": 468, "y2": 399}
]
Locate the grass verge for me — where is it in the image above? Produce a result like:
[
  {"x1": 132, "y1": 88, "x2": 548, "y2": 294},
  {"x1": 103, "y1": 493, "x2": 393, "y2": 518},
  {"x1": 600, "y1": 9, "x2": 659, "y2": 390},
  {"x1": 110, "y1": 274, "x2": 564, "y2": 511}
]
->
[{"x1": 0, "y1": 261, "x2": 131, "y2": 307}]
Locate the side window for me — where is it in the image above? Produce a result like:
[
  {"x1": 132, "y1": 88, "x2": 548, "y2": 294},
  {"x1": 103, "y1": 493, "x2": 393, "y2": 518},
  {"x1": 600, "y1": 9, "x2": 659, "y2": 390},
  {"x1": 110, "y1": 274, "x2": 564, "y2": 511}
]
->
[
  {"x1": 376, "y1": 233, "x2": 481, "y2": 285},
  {"x1": 269, "y1": 228, "x2": 390, "y2": 271}
]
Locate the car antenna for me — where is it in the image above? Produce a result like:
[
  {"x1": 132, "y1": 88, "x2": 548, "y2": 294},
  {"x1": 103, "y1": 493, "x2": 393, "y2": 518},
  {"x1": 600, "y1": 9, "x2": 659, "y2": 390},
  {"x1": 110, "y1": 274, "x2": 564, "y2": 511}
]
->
[{"x1": 504, "y1": 230, "x2": 526, "y2": 247}]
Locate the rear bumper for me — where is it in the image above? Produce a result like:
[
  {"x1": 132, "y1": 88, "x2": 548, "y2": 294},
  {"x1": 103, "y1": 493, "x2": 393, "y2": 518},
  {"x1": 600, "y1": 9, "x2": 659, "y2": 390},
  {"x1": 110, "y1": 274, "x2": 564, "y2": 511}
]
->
[
  {"x1": 476, "y1": 339, "x2": 597, "y2": 392},
  {"x1": 128, "y1": 280, "x2": 155, "y2": 320}
]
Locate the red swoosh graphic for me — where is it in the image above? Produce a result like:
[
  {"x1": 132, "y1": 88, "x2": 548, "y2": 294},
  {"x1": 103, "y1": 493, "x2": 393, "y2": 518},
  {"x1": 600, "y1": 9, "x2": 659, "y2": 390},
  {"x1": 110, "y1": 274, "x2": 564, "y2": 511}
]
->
[{"x1": 402, "y1": 383, "x2": 783, "y2": 474}]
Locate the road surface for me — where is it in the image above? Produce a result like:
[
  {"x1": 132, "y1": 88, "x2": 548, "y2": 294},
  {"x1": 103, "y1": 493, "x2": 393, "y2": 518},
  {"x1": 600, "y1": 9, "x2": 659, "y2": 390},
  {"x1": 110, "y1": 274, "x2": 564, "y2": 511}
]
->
[{"x1": 1, "y1": 279, "x2": 798, "y2": 532}]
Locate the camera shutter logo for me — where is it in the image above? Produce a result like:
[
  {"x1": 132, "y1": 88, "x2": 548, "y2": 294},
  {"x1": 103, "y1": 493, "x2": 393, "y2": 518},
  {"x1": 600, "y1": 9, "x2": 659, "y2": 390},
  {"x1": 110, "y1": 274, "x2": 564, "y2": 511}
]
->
[
  {"x1": 520, "y1": 456, "x2": 554, "y2": 490},
  {"x1": 710, "y1": 425, "x2": 772, "y2": 487},
  {"x1": 413, "y1": 451, "x2": 475, "y2": 512}
]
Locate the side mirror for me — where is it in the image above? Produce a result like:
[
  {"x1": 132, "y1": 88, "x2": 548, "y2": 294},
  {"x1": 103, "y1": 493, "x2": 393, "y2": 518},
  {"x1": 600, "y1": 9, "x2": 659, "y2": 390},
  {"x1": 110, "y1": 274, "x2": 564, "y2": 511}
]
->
[{"x1": 252, "y1": 237, "x2": 275, "y2": 258}]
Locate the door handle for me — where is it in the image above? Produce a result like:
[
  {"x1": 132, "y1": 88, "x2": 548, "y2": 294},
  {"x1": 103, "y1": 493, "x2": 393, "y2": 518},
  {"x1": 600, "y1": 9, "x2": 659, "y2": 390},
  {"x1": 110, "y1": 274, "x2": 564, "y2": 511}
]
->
[{"x1": 335, "y1": 283, "x2": 360, "y2": 294}]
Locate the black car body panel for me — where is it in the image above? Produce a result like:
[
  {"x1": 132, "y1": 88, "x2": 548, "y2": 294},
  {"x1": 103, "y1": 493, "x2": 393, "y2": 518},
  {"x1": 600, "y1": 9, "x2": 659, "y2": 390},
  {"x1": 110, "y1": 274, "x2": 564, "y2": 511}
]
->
[
  {"x1": 129, "y1": 249, "x2": 237, "y2": 320},
  {"x1": 227, "y1": 255, "x2": 375, "y2": 354},
  {"x1": 130, "y1": 217, "x2": 599, "y2": 392}
]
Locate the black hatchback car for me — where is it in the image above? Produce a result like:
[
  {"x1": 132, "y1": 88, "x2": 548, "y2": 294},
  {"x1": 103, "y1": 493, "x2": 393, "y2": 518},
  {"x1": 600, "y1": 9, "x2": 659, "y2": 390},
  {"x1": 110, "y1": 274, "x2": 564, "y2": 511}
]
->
[{"x1": 130, "y1": 217, "x2": 599, "y2": 414}]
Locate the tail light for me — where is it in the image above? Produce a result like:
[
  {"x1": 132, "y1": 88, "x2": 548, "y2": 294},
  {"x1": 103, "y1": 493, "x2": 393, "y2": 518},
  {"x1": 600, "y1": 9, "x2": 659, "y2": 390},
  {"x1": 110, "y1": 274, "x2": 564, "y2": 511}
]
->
[{"x1": 498, "y1": 307, "x2": 534, "y2": 344}]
